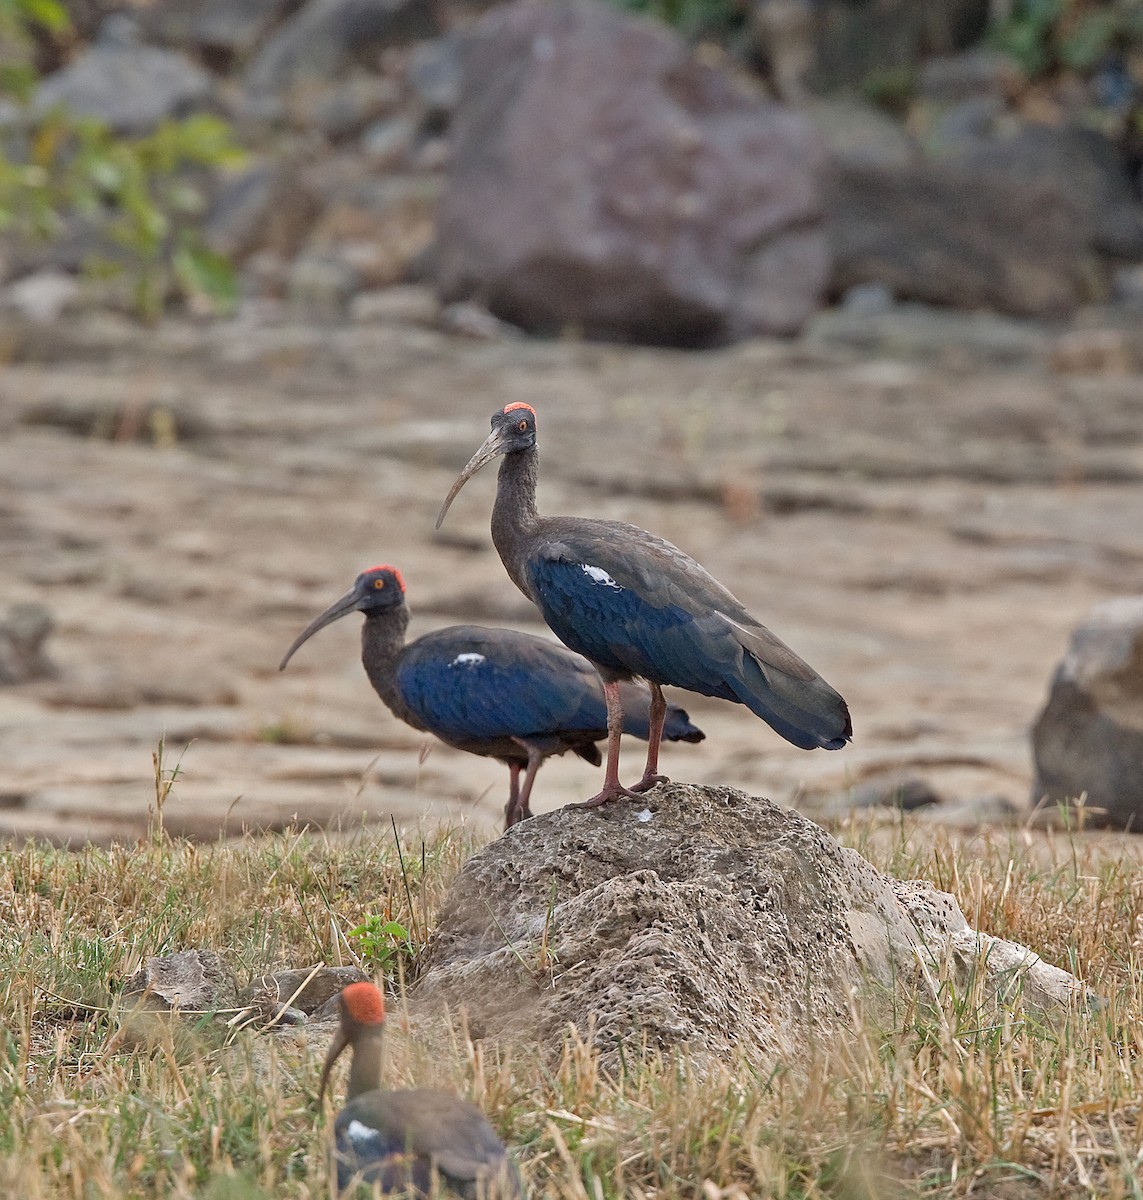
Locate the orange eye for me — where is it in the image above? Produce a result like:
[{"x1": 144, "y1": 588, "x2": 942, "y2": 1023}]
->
[
  {"x1": 517, "y1": 419, "x2": 528, "y2": 432},
  {"x1": 373, "y1": 578, "x2": 385, "y2": 589}
]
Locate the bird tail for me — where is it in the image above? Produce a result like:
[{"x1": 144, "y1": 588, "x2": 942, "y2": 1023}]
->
[
  {"x1": 717, "y1": 614, "x2": 851, "y2": 750},
  {"x1": 730, "y1": 651, "x2": 852, "y2": 750}
]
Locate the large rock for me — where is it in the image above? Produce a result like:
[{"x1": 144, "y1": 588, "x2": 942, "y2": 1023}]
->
[
  {"x1": 33, "y1": 38, "x2": 214, "y2": 136},
  {"x1": 827, "y1": 161, "x2": 1092, "y2": 317},
  {"x1": 1033, "y1": 598, "x2": 1143, "y2": 829},
  {"x1": 244, "y1": 0, "x2": 437, "y2": 99},
  {"x1": 414, "y1": 784, "x2": 1088, "y2": 1067},
  {"x1": 940, "y1": 123, "x2": 1143, "y2": 263},
  {"x1": 434, "y1": 0, "x2": 829, "y2": 346}
]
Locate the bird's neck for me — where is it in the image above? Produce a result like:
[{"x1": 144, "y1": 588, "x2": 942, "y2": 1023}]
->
[
  {"x1": 492, "y1": 448, "x2": 540, "y2": 595},
  {"x1": 348, "y1": 1026, "x2": 384, "y2": 1100},
  {"x1": 361, "y1": 607, "x2": 410, "y2": 711}
]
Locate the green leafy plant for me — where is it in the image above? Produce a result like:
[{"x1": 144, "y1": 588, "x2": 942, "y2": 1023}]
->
[
  {"x1": 606, "y1": 0, "x2": 746, "y2": 39},
  {"x1": 989, "y1": 0, "x2": 1143, "y2": 77},
  {"x1": 0, "y1": 1, "x2": 244, "y2": 320},
  {"x1": 346, "y1": 914, "x2": 414, "y2": 975}
]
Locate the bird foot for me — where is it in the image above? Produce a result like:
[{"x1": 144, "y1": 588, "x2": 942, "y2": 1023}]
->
[
  {"x1": 570, "y1": 783, "x2": 643, "y2": 810},
  {"x1": 629, "y1": 773, "x2": 669, "y2": 794}
]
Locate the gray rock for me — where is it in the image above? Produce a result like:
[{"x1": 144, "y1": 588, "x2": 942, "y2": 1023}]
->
[
  {"x1": 307, "y1": 73, "x2": 401, "y2": 140},
  {"x1": 801, "y1": 0, "x2": 991, "y2": 92},
  {"x1": 1112, "y1": 263, "x2": 1143, "y2": 310},
  {"x1": 839, "y1": 280, "x2": 894, "y2": 316},
  {"x1": 141, "y1": 0, "x2": 301, "y2": 61},
  {"x1": 123, "y1": 949, "x2": 239, "y2": 1012},
  {"x1": 204, "y1": 163, "x2": 323, "y2": 262},
  {"x1": 407, "y1": 35, "x2": 462, "y2": 125},
  {"x1": 827, "y1": 160, "x2": 1092, "y2": 317},
  {"x1": 2, "y1": 270, "x2": 81, "y2": 323},
  {"x1": 803, "y1": 302, "x2": 1050, "y2": 366},
  {"x1": 918, "y1": 48, "x2": 1024, "y2": 103},
  {"x1": 0, "y1": 603, "x2": 55, "y2": 684},
  {"x1": 414, "y1": 783, "x2": 1091, "y2": 1067},
  {"x1": 306, "y1": 174, "x2": 439, "y2": 289},
  {"x1": 349, "y1": 283, "x2": 437, "y2": 325},
  {"x1": 244, "y1": 0, "x2": 437, "y2": 99},
  {"x1": 32, "y1": 43, "x2": 214, "y2": 135},
  {"x1": 927, "y1": 95, "x2": 1004, "y2": 149},
  {"x1": 804, "y1": 96, "x2": 919, "y2": 170},
  {"x1": 435, "y1": 0, "x2": 829, "y2": 346},
  {"x1": 243, "y1": 965, "x2": 368, "y2": 1016},
  {"x1": 1032, "y1": 597, "x2": 1143, "y2": 830},
  {"x1": 360, "y1": 113, "x2": 418, "y2": 166},
  {"x1": 940, "y1": 122, "x2": 1143, "y2": 262},
  {"x1": 287, "y1": 252, "x2": 361, "y2": 316}
]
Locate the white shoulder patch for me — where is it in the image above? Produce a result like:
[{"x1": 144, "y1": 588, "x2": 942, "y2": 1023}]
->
[
  {"x1": 581, "y1": 564, "x2": 623, "y2": 589},
  {"x1": 345, "y1": 1119, "x2": 381, "y2": 1148},
  {"x1": 450, "y1": 652, "x2": 486, "y2": 667}
]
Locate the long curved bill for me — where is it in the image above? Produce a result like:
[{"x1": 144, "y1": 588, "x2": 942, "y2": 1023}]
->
[
  {"x1": 435, "y1": 426, "x2": 510, "y2": 529},
  {"x1": 318, "y1": 1025, "x2": 350, "y2": 1104},
  {"x1": 278, "y1": 588, "x2": 361, "y2": 671}
]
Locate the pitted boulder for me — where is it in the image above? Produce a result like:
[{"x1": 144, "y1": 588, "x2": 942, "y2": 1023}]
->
[
  {"x1": 1033, "y1": 597, "x2": 1143, "y2": 829},
  {"x1": 415, "y1": 784, "x2": 1088, "y2": 1067},
  {"x1": 434, "y1": 0, "x2": 828, "y2": 346}
]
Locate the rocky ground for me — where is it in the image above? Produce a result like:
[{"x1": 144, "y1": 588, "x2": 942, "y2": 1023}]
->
[{"x1": 1, "y1": 299, "x2": 1140, "y2": 843}]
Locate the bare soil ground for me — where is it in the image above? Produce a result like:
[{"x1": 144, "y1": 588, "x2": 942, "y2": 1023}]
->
[{"x1": 1, "y1": 304, "x2": 1141, "y2": 843}]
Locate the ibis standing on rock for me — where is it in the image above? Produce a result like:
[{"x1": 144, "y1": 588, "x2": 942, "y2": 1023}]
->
[
  {"x1": 319, "y1": 981, "x2": 525, "y2": 1197},
  {"x1": 436, "y1": 404, "x2": 852, "y2": 806},
  {"x1": 279, "y1": 565, "x2": 704, "y2": 827}
]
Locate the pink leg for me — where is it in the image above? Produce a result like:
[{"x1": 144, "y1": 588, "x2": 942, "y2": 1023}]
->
[
  {"x1": 630, "y1": 682, "x2": 669, "y2": 793},
  {"x1": 572, "y1": 680, "x2": 642, "y2": 809},
  {"x1": 504, "y1": 763, "x2": 522, "y2": 829},
  {"x1": 515, "y1": 748, "x2": 543, "y2": 822}
]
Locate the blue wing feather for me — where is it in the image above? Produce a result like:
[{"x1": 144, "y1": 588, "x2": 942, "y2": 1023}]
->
[
  {"x1": 527, "y1": 557, "x2": 741, "y2": 700},
  {"x1": 396, "y1": 628, "x2": 609, "y2": 745}
]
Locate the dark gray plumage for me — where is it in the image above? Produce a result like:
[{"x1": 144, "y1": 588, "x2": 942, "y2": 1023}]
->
[{"x1": 436, "y1": 404, "x2": 851, "y2": 806}]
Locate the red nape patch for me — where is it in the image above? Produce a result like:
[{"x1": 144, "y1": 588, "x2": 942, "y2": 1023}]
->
[
  {"x1": 502, "y1": 402, "x2": 536, "y2": 417},
  {"x1": 364, "y1": 565, "x2": 406, "y2": 592},
  {"x1": 342, "y1": 982, "x2": 385, "y2": 1024}
]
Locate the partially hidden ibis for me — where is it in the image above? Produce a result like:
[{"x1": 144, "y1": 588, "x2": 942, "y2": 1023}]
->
[
  {"x1": 279, "y1": 565, "x2": 704, "y2": 827},
  {"x1": 319, "y1": 981, "x2": 525, "y2": 1198},
  {"x1": 436, "y1": 404, "x2": 852, "y2": 806}
]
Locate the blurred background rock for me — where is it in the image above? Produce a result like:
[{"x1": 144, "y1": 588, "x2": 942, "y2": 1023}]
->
[{"x1": 0, "y1": 0, "x2": 1140, "y2": 338}]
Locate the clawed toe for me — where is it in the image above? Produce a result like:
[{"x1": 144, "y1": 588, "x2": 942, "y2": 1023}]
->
[{"x1": 630, "y1": 773, "x2": 669, "y2": 794}]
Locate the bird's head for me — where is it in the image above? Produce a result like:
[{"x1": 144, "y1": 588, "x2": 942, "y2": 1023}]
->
[
  {"x1": 278, "y1": 565, "x2": 406, "y2": 671},
  {"x1": 318, "y1": 981, "x2": 386, "y2": 1103},
  {"x1": 436, "y1": 403, "x2": 537, "y2": 529}
]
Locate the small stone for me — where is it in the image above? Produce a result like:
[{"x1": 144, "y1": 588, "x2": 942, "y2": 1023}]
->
[
  {"x1": 918, "y1": 48, "x2": 1024, "y2": 104},
  {"x1": 840, "y1": 281, "x2": 893, "y2": 316},
  {"x1": 349, "y1": 284, "x2": 437, "y2": 325},
  {"x1": 0, "y1": 603, "x2": 55, "y2": 684},
  {"x1": 123, "y1": 949, "x2": 239, "y2": 1013},
  {"x1": 3, "y1": 270, "x2": 81, "y2": 323},
  {"x1": 407, "y1": 35, "x2": 462, "y2": 124},
  {"x1": 1111, "y1": 263, "x2": 1143, "y2": 310},
  {"x1": 360, "y1": 114, "x2": 418, "y2": 167},
  {"x1": 438, "y1": 301, "x2": 522, "y2": 341},
  {"x1": 204, "y1": 163, "x2": 323, "y2": 263},
  {"x1": 33, "y1": 43, "x2": 213, "y2": 135},
  {"x1": 287, "y1": 253, "x2": 361, "y2": 317},
  {"x1": 244, "y1": 965, "x2": 368, "y2": 1015}
]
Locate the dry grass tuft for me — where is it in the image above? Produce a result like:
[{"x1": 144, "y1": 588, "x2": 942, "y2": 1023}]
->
[{"x1": 2, "y1": 798, "x2": 1143, "y2": 1197}]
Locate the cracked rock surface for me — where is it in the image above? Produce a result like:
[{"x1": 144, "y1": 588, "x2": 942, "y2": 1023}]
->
[{"x1": 415, "y1": 783, "x2": 1090, "y2": 1065}]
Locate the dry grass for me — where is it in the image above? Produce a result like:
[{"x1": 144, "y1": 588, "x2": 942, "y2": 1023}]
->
[{"x1": 2, "y1": 782, "x2": 1143, "y2": 1198}]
